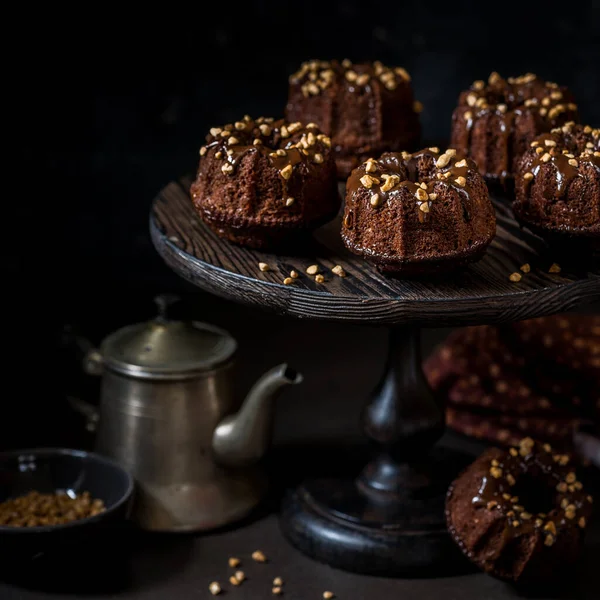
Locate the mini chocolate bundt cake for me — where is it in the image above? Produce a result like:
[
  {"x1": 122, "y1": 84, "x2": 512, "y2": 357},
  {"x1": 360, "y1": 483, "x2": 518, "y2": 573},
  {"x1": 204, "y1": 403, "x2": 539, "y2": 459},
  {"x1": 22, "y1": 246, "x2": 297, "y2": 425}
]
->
[
  {"x1": 286, "y1": 59, "x2": 421, "y2": 178},
  {"x1": 514, "y1": 122, "x2": 600, "y2": 244},
  {"x1": 341, "y1": 148, "x2": 496, "y2": 275},
  {"x1": 190, "y1": 116, "x2": 340, "y2": 249},
  {"x1": 446, "y1": 438, "x2": 593, "y2": 583},
  {"x1": 451, "y1": 72, "x2": 579, "y2": 183}
]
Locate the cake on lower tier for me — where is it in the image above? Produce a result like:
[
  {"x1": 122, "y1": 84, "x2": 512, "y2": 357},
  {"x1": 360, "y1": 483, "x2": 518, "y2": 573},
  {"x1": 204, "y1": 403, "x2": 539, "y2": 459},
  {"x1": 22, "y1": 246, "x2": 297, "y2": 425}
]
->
[
  {"x1": 450, "y1": 72, "x2": 579, "y2": 182},
  {"x1": 286, "y1": 59, "x2": 421, "y2": 178},
  {"x1": 446, "y1": 439, "x2": 593, "y2": 583},
  {"x1": 341, "y1": 148, "x2": 496, "y2": 275}
]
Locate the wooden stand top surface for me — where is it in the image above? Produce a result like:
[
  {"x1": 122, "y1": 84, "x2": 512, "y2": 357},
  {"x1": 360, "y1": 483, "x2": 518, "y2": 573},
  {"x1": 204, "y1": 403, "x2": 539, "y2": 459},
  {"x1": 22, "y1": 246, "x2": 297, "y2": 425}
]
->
[{"x1": 150, "y1": 177, "x2": 599, "y2": 327}]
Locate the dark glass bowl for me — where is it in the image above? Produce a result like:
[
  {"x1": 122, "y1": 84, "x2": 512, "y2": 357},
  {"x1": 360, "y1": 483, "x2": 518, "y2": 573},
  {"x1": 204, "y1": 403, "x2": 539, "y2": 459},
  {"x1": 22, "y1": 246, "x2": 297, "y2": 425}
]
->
[{"x1": 0, "y1": 448, "x2": 134, "y2": 562}]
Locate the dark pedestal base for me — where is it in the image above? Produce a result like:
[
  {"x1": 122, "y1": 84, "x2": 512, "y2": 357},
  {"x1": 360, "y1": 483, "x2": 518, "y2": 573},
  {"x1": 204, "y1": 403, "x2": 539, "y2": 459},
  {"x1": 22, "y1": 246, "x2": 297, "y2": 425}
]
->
[{"x1": 280, "y1": 447, "x2": 473, "y2": 577}]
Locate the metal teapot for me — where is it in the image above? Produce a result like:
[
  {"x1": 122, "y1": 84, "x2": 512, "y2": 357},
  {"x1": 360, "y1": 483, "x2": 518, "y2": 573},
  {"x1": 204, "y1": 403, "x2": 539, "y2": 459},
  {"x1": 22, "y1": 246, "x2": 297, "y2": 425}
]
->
[{"x1": 78, "y1": 295, "x2": 302, "y2": 532}]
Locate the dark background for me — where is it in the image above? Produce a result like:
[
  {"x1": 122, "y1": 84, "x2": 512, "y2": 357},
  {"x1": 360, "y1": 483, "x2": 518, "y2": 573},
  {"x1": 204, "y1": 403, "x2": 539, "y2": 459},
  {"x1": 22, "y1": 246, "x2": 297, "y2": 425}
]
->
[{"x1": 7, "y1": 2, "x2": 600, "y2": 449}]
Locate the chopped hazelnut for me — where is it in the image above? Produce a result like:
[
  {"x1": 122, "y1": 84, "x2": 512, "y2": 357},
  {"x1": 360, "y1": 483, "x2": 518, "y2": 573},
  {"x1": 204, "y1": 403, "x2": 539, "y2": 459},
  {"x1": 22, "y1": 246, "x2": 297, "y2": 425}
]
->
[
  {"x1": 228, "y1": 136, "x2": 240, "y2": 146},
  {"x1": 215, "y1": 151, "x2": 223, "y2": 159},
  {"x1": 286, "y1": 197, "x2": 295, "y2": 207},
  {"x1": 313, "y1": 153, "x2": 324, "y2": 164},
  {"x1": 209, "y1": 582, "x2": 222, "y2": 595},
  {"x1": 199, "y1": 146, "x2": 207, "y2": 156},
  {"x1": 323, "y1": 593, "x2": 334, "y2": 600},
  {"x1": 332, "y1": 265, "x2": 346, "y2": 277},
  {"x1": 490, "y1": 466, "x2": 503, "y2": 478},
  {"x1": 435, "y1": 154, "x2": 451, "y2": 168},
  {"x1": 535, "y1": 147, "x2": 544, "y2": 155},
  {"x1": 455, "y1": 159, "x2": 468, "y2": 168},
  {"x1": 544, "y1": 535, "x2": 555, "y2": 547},
  {"x1": 306, "y1": 265, "x2": 319, "y2": 275},
  {"x1": 509, "y1": 272, "x2": 522, "y2": 282},
  {"x1": 370, "y1": 193, "x2": 381, "y2": 207},
  {"x1": 221, "y1": 163, "x2": 234, "y2": 175},
  {"x1": 429, "y1": 193, "x2": 438, "y2": 200},
  {"x1": 228, "y1": 557, "x2": 241, "y2": 568},
  {"x1": 273, "y1": 577, "x2": 283, "y2": 586},
  {"x1": 360, "y1": 174, "x2": 378, "y2": 188},
  {"x1": 544, "y1": 139, "x2": 556, "y2": 147},
  {"x1": 520, "y1": 263, "x2": 531, "y2": 273},
  {"x1": 541, "y1": 152, "x2": 552, "y2": 163},
  {"x1": 415, "y1": 188, "x2": 428, "y2": 201},
  {"x1": 234, "y1": 571, "x2": 245, "y2": 582},
  {"x1": 365, "y1": 159, "x2": 378, "y2": 173},
  {"x1": 419, "y1": 202, "x2": 430, "y2": 213},
  {"x1": 549, "y1": 263, "x2": 561, "y2": 273},
  {"x1": 315, "y1": 274, "x2": 325, "y2": 283},
  {"x1": 230, "y1": 575, "x2": 240, "y2": 586},
  {"x1": 252, "y1": 550, "x2": 267, "y2": 562},
  {"x1": 579, "y1": 517, "x2": 586, "y2": 528},
  {"x1": 568, "y1": 158, "x2": 578, "y2": 167},
  {"x1": 290, "y1": 270, "x2": 299, "y2": 279},
  {"x1": 280, "y1": 165, "x2": 293, "y2": 180},
  {"x1": 272, "y1": 587, "x2": 283, "y2": 596},
  {"x1": 523, "y1": 172, "x2": 534, "y2": 181},
  {"x1": 507, "y1": 474, "x2": 516, "y2": 486},
  {"x1": 487, "y1": 500, "x2": 498, "y2": 509},
  {"x1": 259, "y1": 124, "x2": 272, "y2": 136},
  {"x1": 283, "y1": 277, "x2": 293, "y2": 285},
  {"x1": 258, "y1": 263, "x2": 270, "y2": 272},
  {"x1": 454, "y1": 176, "x2": 467, "y2": 186}
]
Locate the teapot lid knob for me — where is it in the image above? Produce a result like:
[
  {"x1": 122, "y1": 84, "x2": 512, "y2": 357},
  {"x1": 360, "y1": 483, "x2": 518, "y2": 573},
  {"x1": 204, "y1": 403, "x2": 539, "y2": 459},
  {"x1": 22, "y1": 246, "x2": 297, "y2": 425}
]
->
[{"x1": 154, "y1": 293, "x2": 180, "y2": 322}]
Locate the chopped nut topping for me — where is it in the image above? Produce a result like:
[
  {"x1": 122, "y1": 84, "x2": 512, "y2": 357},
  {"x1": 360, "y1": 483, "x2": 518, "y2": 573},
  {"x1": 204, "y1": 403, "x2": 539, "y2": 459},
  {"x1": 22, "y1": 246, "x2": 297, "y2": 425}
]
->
[
  {"x1": 356, "y1": 74, "x2": 370, "y2": 86},
  {"x1": 566, "y1": 472, "x2": 576, "y2": 483},
  {"x1": 488, "y1": 72, "x2": 501, "y2": 85},
  {"x1": 429, "y1": 147, "x2": 440, "y2": 153},
  {"x1": 228, "y1": 136, "x2": 240, "y2": 146},
  {"x1": 345, "y1": 70, "x2": 357, "y2": 82},
  {"x1": 568, "y1": 158, "x2": 578, "y2": 167},
  {"x1": 509, "y1": 272, "x2": 522, "y2": 282},
  {"x1": 565, "y1": 509, "x2": 576, "y2": 520},
  {"x1": 290, "y1": 270, "x2": 299, "y2": 279},
  {"x1": 313, "y1": 153, "x2": 324, "y2": 164},
  {"x1": 394, "y1": 67, "x2": 410, "y2": 80},
  {"x1": 507, "y1": 474, "x2": 516, "y2": 486},
  {"x1": 544, "y1": 535, "x2": 555, "y2": 547},
  {"x1": 415, "y1": 188, "x2": 428, "y2": 201},
  {"x1": 436, "y1": 154, "x2": 451, "y2": 168},
  {"x1": 365, "y1": 159, "x2": 378, "y2": 173},
  {"x1": 199, "y1": 146, "x2": 207, "y2": 156},
  {"x1": 523, "y1": 172, "x2": 534, "y2": 181},
  {"x1": 544, "y1": 521, "x2": 557, "y2": 535},
  {"x1": 521, "y1": 512, "x2": 532, "y2": 520},
  {"x1": 258, "y1": 263, "x2": 270, "y2": 272},
  {"x1": 280, "y1": 165, "x2": 293, "y2": 180},
  {"x1": 520, "y1": 263, "x2": 531, "y2": 273},
  {"x1": 384, "y1": 80, "x2": 397, "y2": 91},
  {"x1": 535, "y1": 147, "x2": 544, "y2": 155},
  {"x1": 473, "y1": 80, "x2": 484, "y2": 90},
  {"x1": 332, "y1": 265, "x2": 346, "y2": 277},
  {"x1": 306, "y1": 265, "x2": 319, "y2": 275},
  {"x1": 315, "y1": 274, "x2": 325, "y2": 283},
  {"x1": 253, "y1": 139, "x2": 262, "y2": 146},
  {"x1": 285, "y1": 197, "x2": 295, "y2": 207},
  {"x1": 466, "y1": 93, "x2": 477, "y2": 107},
  {"x1": 209, "y1": 582, "x2": 222, "y2": 595},
  {"x1": 215, "y1": 151, "x2": 223, "y2": 159},
  {"x1": 234, "y1": 121, "x2": 246, "y2": 131},
  {"x1": 490, "y1": 466, "x2": 503, "y2": 478},
  {"x1": 259, "y1": 124, "x2": 272, "y2": 136},
  {"x1": 210, "y1": 127, "x2": 222, "y2": 136},
  {"x1": 512, "y1": 520, "x2": 520, "y2": 527},
  {"x1": 579, "y1": 517, "x2": 586, "y2": 528},
  {"x1": 509, "y1": 448, "x2": 518, "y2": 457},
  {"x1": 454, "y1": 176, "x2": 467, "y2": 186},
  {"x1": 503, "y1": 493, "x2": 511, "y2": 500},
  {"x1": 341, "y1": 58, "x2": 351, "y2": 68},
  {"x1": 419, "y1": 202, "x2": 430, "y2": 213},
  {"x1": 446, "y1": 149, "x2": 457, "y2": 157},
  {"x1": 276, "y1": 149, "x2": 287, "y2": 157},
  {"x1": 360, "y1": 174, "x2": 378, "y2": 189},
  {"x1": 227, "y1": 149, "x2": 234, "y2": 156},
  {"x1": 544, "y1": 139, "x2": 557, "y2": 147},
  {"x1": 370, "y1": 193, "x2": 381, "y2": 207},
  {"x1": 539, "y1": 107, "x2": 548, "y2": 116},
  {"x1": 497, "y1": 103, "x2": 507, "y2": 113},
  {"x1": 252, "y1": 550, "x2": 267, "y2": 562},
  {"x1": 487, "y1": 500, "x2": 498, "y2": 510},
  {"x1": 549, "y1": 263, "x2": 561, "y2": 273},
  {"x1": 221, "y1": 163, "x2": 234, "y2": 174},
  {"x1": 531, "y1": 141, "x2": 540, "y2": 147},
  {"x1": 429, "y1": 192, "x2": 438, "y2": 200},
  {"x1": 272, "y1": 587, "x2": 283, "y2": 596},
  {"x1": 541, "y1": 152, "x2": 552, "y2": 162},
  {"x1": 283, "y1": 277, "x2": 293, "y2": 285}
]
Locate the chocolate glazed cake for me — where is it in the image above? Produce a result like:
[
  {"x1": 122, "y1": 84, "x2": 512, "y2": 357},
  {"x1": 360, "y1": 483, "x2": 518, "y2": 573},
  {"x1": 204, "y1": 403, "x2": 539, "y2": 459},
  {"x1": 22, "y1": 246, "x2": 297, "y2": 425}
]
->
[
  {"x1": 190, "y1": 116, "x2": 340, "y2": 249},
  {"x1": 514, "y1": 122, "x2": 600, "y2": 246},
  {"x1": 446, "y1": 438, "x2": 593, "y2": 583},
  {"x1": 286, "y1": 59, "x2": 421, "y2": 178},
  {"x1": 341, "y1": 148, "x2": 496, "y2": 276},
  {"x1": 451, "y1": 72, "x2": 579, "y2": 183}
]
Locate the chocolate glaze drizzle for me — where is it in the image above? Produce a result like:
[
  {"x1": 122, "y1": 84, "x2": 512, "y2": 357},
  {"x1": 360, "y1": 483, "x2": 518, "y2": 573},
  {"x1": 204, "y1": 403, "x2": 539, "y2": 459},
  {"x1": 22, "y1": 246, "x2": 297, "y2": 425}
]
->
[
  {"x1": 520, "y1": 123, "x2": 600, "y2": 197},
  {"x1": 345, "y1": 148, "x2": 479, "y2": 223},
  {"x1": 470, "y1": 438, "x2": 593, "y2": 549}
]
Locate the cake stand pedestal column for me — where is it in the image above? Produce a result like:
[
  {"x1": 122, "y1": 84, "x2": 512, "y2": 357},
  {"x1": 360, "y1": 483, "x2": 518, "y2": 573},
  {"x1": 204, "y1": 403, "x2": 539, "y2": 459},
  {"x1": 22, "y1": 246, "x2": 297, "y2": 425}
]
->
[{"x1": 280, "y1": 326, "x2": 469, "y2": 576}]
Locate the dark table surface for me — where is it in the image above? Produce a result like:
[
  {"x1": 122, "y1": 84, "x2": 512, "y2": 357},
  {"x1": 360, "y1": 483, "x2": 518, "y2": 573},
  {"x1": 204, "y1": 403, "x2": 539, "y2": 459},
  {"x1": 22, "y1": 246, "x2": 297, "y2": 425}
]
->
[{"x1": 1, "y1": 304, "x2": 599, "y2": 599}]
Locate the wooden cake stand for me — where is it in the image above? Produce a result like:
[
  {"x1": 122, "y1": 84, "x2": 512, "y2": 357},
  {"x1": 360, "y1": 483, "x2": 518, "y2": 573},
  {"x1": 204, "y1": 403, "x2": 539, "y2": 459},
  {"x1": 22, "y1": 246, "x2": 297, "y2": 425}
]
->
[{"x1": 150, "y1": 177, "x2": 599, "y2": 577}]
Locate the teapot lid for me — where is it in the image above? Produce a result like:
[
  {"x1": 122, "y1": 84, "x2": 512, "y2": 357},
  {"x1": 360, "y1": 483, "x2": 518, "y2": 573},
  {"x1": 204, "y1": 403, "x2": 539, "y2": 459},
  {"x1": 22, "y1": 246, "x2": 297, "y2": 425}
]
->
[{"x1": 99, "y1": 295, "x2": 237, "y2": 379}]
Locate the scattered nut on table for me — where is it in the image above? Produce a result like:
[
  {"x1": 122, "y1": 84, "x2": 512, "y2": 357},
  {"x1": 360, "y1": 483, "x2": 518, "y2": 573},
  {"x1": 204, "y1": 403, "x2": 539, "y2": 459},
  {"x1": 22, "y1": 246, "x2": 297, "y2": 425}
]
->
[
  {"x1": 252, "y1": 550, "x2": 267, "y2": 562},
  {"x1": 209, "y1": 581, "x2": 221, "y2": 595}
]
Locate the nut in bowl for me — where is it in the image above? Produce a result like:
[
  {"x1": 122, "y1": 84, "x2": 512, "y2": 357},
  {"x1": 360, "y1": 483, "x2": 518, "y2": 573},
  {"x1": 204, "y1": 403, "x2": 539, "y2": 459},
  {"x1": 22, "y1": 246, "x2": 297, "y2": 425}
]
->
[{"x1": 0, "y1": 448, "x2": 134, "y2": 562}]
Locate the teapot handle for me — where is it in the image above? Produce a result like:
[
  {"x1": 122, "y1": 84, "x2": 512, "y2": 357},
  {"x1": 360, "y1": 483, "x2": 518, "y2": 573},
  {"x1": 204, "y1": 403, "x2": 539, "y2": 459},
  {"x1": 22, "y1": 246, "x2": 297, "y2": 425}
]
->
[{"x1": 61, "y1": 325, "x2": 104, "y2": 376}]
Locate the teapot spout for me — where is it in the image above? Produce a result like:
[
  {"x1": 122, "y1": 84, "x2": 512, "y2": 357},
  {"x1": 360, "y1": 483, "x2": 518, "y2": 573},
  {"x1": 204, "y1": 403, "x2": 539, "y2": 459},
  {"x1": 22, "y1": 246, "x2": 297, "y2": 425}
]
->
[{"x1": 212, "y1": 364, "x2": 303, "y2": 467}]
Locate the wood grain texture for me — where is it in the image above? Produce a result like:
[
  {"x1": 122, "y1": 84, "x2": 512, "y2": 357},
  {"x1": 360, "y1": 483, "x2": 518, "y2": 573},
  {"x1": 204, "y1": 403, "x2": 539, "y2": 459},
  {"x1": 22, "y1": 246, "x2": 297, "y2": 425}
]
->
[{"x1": 150, "y1": 177, "x2": 599, "y2": 327}]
